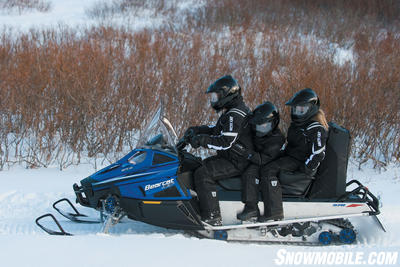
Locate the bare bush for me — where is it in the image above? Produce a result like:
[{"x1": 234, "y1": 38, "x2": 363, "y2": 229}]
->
[
  {"x1": 0, "y1": 0, "x2": 399, "y2": 169},
  {"x1": 85, "y1": 0, "x2": 176, "y2": 20},
  {"x1": 0, "y1": 0, "x2": 51, "y2": 14}
]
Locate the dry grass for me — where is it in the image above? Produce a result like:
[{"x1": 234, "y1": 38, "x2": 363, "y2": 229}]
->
[{"x1": 0, "y1": 0, "x2": 399, "y2": 169}]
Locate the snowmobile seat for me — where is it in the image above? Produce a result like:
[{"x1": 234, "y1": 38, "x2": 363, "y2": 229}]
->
[
  {"x1": 279, "y1": 171, "x2": 314, "y2": 197},
  {"x1": 217, "y1": 174, "x2": 313, "y2": 198},
  {"x1": 217, "y1": 176, "x2": 242, "y2": 191},
  {"x1": 279, "y1": 122, "x2": 351, "y2": 199},
  {"x1": 215, "y1": 122, "x2": 350, "y2": 200},
  {"x1": 309, "y1": 122, "x2": 350, "y2": 199},
  {"x1": 216, "y1": 174, "x2": 313, "y2": 201}
]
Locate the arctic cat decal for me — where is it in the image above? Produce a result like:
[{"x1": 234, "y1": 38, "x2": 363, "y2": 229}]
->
[
  {"x1": 121, "y1": 166, "x2": 134, "y2": 172},
  {"x1": 346, "y1": 204, "x2": 364, "y2": 208},
  {"x1": 144, "y1": 178, "x2": 175, "y2": 191}
]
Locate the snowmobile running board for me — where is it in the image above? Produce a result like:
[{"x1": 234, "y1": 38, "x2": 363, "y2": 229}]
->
[{"x1": 202, "y1": 212, "x2": 375, "y2": 231}]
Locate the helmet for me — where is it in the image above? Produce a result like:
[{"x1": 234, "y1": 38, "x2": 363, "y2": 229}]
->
[
  {"x1": 249, "y1": 101, "x2": 280, "y2": 137},
  {"x1": 285, "y1": 88, "x2": 320, "y2": 124},
  {"x1": 206, "y1": 75, "x2": 241, "y2": 111}
]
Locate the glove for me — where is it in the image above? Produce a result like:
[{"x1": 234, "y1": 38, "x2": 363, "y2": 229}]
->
[
  {"x1": 232, "y1": 143, "x2": 254, "y2": 160},
  {"x1": 184, "y1": 127, "x2": 198, "y2": 142},
  {"x1": 176, "y1": 138, "x2": 187, "y2": 151},
  {"x1": 304, "y1": 165, "x2": 317, "y2": 176},
  {"x1": 190, "y1": 134, "x2": 210, "y2": 149}
]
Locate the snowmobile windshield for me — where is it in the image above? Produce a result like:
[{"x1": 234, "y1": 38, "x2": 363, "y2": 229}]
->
[{"x1": 136, "y1": 105, "x2": 178, "y2": 153}]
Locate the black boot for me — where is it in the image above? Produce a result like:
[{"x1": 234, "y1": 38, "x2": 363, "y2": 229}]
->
[
  {"x1": 237, "y1": 204, "x2": 260, "y2": 221},
  {"x1": 259, "y1": 176, "x2": 283, "y2": 222},
  {"x1": 202, "y1": 211, "x2": 222, "y2": 226},
  {"x1": 258, "y1": 211, "x2": 284, "y2": 222}
]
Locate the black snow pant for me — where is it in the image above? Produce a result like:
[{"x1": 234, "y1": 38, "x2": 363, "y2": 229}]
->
[
  {"x1": 259, "y1": 156, "x2": 302, "y2": 217},
  {"x1": 241, "y1": 163, "x2": 283, "y2": 216},
  {"x1": 241, "y1": 164, "x2": 260, "y2": 205},
  {"x1": 194, "y1": 156, "x2": 245, "y2": 218}
]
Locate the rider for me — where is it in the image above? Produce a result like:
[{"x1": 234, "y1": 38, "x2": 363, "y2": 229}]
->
[
  {"x1": 258, "y1": 88, "x2": 329, "y2": 221},
  {"x1": 184, "y1": 75, "x2": 253, "y2": 226},
  {"x1": 235, "y1": 102, "x2": 285, "y2": 221}
]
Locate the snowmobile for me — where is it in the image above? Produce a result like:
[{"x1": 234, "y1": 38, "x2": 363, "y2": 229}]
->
[{"x1": 36, "y1": 105, "x2": 385, "y2": 245}]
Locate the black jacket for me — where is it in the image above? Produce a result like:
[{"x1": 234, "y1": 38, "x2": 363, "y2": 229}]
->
[
  {"x1": 191, "y1": 96, "x2": 253, "y2": 169},
  {"x1": 284, "y1": 120, "x2": 328, "y2": 170},
  {"x1": 247, "y1": 128, "x2": 285, "y2": 166}
]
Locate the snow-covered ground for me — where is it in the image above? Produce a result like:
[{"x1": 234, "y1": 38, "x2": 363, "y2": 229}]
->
[
  {"x1": 0, "y1": 0, "x2": 99, "y2": 30},
  {"x1": 0, "y1": 0, "x2": 205, "y2": 31},
  {"x1": 0, "y1": 161, "x2": 399, "y2": 267}
]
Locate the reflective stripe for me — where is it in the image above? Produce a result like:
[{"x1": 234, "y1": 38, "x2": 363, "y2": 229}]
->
[
  {"x1": 221, "y1": 132, "x2": 238, "y2": 137},
  {"x1": 308, "y1": 122, "x2": 320, "y2": 127},
  {"x1": 227, "y1": 108, "x2": 247, "y2": 117},
  {"x1": 306, "y1": 122, "x2": 322, "y2": 130},
  {"x1": 230, "y1": 108, "x2": 247, "y2": 116},
  {"x1": 143, "y1": 201, "x2": 162, "y2": 204},
  {"x1": 207, "y1": 133, "x2": 238, "y2": 150},
  {"x1": 92, "y1": 170, "x2": 161, "y2": 186},
  {"x1": 305, "y1": 144, "x2": 326, "y2": 165},
  {"x1": 307, "y1": 124, "x2": 324, "y2": 131}
]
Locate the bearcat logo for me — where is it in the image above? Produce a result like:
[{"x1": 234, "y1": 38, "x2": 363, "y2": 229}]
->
[{"x1": 144, "y1": 178, "x2": 175, "y2": 191}]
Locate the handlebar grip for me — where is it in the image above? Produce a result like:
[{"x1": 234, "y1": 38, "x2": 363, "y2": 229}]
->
[{"x1": 176, "y1": 138, "x2": 187, "y2": 151}]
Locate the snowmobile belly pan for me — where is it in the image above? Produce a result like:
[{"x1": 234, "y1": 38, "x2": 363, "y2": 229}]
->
[{"x1": 120, "y1": 198, "x2": 204, "y2": 230}]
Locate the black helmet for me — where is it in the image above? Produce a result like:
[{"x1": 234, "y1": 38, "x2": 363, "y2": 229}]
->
[
  {"x1": 206, "y1": 75, "x2": 241, "y2": 111},
  {"x1": 249, "y1": 101, "x2": 280, "y2": 137},
  {"x1": 285, "y1": 88, "x2": 320, "y2": 124}
]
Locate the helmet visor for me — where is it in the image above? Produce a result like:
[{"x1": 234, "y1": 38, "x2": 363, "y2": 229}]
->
[
  {"x1": 255, "y1": 121, "x2": 273, "y2": 135},
  {"x1": 291, "y1": 103, "x2": 311, "y2": 116},
  {"x1": 209, "y1": 92, "x2": 220, "y2": 105}
]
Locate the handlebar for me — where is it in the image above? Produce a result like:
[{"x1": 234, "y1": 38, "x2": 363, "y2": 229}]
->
[
  {"x1": 176, "y1": 137, "x2": 188, "y2": 151},
  {"x1": 175, "y1": 128, "x2": 196, "y2": 152}
]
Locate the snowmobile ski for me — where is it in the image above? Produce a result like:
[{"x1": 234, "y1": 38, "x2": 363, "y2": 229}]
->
[
  {"x1": 53, "y1": 198, "x2": 102, "y2": 223},
  {"x1": 35, "y1": 213, "x2": 73, "y2": 236}
]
